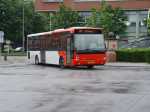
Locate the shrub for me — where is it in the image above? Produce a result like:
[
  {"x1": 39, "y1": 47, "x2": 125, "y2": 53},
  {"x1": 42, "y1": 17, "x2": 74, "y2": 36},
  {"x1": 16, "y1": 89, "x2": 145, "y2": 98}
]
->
[
  {"x1": 116, "y1": 48, "x2": 150, "y2": 63},
  {"x1": 145, "y1": 51, "x2": 150, "y2": 63}
]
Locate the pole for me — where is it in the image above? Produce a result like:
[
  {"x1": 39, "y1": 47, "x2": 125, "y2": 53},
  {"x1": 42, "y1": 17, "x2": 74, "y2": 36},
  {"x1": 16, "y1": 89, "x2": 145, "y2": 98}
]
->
[
  {"x1": 136, "y1": 12, "x2": 140, "y2": 38},
  {"x1": 0, "y1": 43, "x2": 1, "y2": 60},
  {"x1": 49, "y1": 13, "x2": 52, "y2": 31},
  {"x1": 22, "y1": 0, "x2": 25, "y2": 51},
  {"x1": 147, "y1": 9, "x2": 150, "y2": 35}
]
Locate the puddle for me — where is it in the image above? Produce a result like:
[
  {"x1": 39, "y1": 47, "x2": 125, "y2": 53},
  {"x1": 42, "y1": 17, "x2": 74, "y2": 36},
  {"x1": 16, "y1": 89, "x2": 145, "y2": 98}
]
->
[
  {"x1": 57, "y1": 81, "x2": 138, "y2": 94},
  {"x1": 112, "y1": 88, "x2": 129, "y2": 93},
  {"x1": 109, "y1": 82, "x2": 138, "y2": 94}
]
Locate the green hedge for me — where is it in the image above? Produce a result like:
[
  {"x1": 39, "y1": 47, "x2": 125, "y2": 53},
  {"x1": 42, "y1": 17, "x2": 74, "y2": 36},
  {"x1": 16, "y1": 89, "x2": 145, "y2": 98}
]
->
[
  {"x1": 145, "y1": 51, "x2": 150, "y2": 63},
  {"x1": 116, "y1": 48, "x2": 150, "y2": 63}
]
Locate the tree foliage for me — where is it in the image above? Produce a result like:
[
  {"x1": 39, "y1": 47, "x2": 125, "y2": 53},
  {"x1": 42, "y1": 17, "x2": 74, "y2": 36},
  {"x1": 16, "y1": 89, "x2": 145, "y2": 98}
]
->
[
  {"x1": 24, "y1": 1, "x2": 49, "y2": 36},
  {"x1": 87, "y1": 1, "x2": 127, "y2": 37},
  {"x1": 0, "y1": 0, "x2": 49, "y2": 45},
  {"x1": 0, "y1": 0, "x2": 22, "y2": 42},
  {"x1": 87, "y1": 8, "x2": 101, "y2": 27},
  {"x1": 51, "y1": 4, "x2": 82, "y2": 30}
]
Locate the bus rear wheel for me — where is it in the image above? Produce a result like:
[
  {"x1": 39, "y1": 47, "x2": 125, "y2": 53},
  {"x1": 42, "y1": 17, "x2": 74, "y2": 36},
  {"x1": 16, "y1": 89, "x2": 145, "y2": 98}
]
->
[
  {"x1": 35, "y1": 56, "x2": 39, "y2": 65},
  {"x1": 59, "y1": 58, "x2": 65, "y2": 68}
]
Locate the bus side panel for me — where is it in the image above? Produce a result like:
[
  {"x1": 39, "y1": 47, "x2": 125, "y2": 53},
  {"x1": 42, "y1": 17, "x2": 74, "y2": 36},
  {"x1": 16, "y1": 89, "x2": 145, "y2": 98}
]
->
[
  {"x1": 45, "y1": 51, "x2": 60, "y2": 65},
  {"x1": 28, "y1": 51, "x2": 41, "y2": 64}
]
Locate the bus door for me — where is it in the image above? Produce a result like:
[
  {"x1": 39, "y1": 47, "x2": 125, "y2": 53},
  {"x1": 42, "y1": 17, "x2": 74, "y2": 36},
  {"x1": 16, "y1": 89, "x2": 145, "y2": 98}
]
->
[
  {"x1": 66, "y1": 38, "x2": 72, "y2": 64},
  {"x1": 40, "y1": 50, "x2": 45, "y2": 64}
]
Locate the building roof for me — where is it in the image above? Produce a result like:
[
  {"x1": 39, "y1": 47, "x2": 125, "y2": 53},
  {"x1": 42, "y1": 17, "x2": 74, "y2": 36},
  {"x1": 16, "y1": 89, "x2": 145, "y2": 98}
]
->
[{"x1": 35, "y1": 0, "x2": 150, "y2": 12}]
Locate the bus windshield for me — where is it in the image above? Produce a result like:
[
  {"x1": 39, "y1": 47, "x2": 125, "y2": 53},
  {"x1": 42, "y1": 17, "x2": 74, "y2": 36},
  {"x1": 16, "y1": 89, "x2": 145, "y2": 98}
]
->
[{"x1": 74, "y1": 34, "x2": 105, "y2": 53}]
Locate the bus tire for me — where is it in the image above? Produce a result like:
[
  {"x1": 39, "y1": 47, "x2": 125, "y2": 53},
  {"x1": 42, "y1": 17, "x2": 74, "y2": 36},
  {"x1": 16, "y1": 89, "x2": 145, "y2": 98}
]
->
[
  {"x1": 87, "y1": 65, "x2": 94, "y2": 69},
  {"x1": 35, "y1": 55, "x2": 39, "y2": 65},
  {"x1": 59, "y1": 57, "x2": 64, "y2": 68}
]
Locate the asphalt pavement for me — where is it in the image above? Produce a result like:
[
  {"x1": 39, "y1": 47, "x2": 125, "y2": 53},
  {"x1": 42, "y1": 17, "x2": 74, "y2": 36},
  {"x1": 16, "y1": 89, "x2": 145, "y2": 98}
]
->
[{"x1": 0, "y1": 60, "x2": 150, "y2": 112}]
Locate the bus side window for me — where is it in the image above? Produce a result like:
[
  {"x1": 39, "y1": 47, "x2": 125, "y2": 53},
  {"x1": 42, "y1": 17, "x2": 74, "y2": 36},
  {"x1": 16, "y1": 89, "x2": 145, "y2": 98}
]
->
[
  {"x1": 48, "y1": 35, "x2": 51, "y2": 50},
  {"x1": 28, "y1": 39, "x2": 32, "y2": 50},
  {"x1": 32, "y1": 39, "x2": 35, "y2": 50}
]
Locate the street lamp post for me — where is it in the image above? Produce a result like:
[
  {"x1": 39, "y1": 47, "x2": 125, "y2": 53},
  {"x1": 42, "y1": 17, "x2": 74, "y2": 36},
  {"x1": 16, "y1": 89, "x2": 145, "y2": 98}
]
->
[
  {"x1": 0, "y1": 31, "x2": 4, "y2": 60},
  {"x1": 49, "y1": 13, "x2": 52, "y2": 31},
  {"x1": 22, "y1": 0, "x2": 25, "y2": 51}
]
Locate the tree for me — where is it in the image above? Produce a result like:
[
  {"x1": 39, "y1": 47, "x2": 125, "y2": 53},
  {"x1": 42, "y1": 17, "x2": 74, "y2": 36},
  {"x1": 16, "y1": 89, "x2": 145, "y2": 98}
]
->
[
  {"x1": 0, "y1": 0, "x2": 22, "y2": 43},
  {"x1": 86, "y1": 8, "x2": 101, "y2": 27},
  {"x1": 51, "y1": 4, "x2": 82, "y2": 30},
  {"x1": 0, "y1": 0, "x2": 49, "y2": 46},
  {"x1": 24, "y1": 1, "x2": 49, "y2": 36},
  {"x1": 87, "y1": 1, "x2": 127, "y2": 37}
]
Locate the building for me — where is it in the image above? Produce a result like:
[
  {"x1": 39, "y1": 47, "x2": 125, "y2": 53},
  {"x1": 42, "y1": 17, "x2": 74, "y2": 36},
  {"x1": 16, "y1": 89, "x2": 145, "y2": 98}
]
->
[{"x1": 35, "y1": 0, "x2": 150, "y2": 41}]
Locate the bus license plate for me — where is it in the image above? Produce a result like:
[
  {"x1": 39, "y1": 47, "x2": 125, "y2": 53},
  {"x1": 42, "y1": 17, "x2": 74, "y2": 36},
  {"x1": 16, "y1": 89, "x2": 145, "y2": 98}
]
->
[{"x1": 87, "y1": 60, "x2": 95, "y2": 64}]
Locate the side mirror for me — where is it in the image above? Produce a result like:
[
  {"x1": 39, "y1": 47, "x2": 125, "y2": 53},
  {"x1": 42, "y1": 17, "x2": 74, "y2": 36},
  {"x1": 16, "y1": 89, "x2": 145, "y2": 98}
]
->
[
  {"x1": 73, "y1": 48, "x2": 77, "y2": 52},
  {"x1": 108, "y1": 32, "x2": 115, "y2": 38},
  {"x1": 105, "y1": 43, "x2": 108, "y2": 51}
]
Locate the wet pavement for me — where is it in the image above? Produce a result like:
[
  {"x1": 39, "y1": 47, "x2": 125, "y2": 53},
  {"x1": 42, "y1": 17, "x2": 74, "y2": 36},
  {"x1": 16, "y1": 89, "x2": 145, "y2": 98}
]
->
[{"x1": 0, "y1": 63, "x2": 150, "y2": 112}]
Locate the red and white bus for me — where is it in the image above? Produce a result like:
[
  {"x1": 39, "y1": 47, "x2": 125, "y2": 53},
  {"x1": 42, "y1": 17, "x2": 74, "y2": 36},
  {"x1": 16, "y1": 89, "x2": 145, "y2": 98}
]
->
[{"x1": 27, "y1": 27, "x2": 107, "y2": 68}]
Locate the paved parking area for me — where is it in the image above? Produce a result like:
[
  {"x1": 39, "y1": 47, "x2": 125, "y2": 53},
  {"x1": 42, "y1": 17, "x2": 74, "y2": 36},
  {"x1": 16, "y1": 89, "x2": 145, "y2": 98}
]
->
[{"x1": 0, "y1": 62, "x2": 150, "y2": 112}]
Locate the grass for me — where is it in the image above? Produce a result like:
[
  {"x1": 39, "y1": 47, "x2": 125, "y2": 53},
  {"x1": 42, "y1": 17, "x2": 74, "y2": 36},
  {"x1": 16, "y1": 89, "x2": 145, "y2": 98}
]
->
[{"x1": 1, "y1": 52, "x2": 27, "y2": 56}]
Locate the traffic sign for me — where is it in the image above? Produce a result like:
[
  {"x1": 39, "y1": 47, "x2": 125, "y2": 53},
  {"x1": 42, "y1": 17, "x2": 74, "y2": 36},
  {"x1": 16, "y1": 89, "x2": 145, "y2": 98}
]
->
[{"x1": 0, "y1": 31, "x2": 4, "y2": 43}]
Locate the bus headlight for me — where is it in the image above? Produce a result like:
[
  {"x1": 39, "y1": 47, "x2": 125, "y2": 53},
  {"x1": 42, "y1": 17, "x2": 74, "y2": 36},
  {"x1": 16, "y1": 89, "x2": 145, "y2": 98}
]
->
[
  {"x1": 104, "y1": 56, "x2": 106, "y2": 61},
  {"x1": 76, "y1": 55, "x2": 80, "y2": 61}
]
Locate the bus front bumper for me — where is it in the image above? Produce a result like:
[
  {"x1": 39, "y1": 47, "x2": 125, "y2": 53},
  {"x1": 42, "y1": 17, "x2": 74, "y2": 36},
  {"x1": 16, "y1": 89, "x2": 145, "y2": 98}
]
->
[{"x1": 72, "y1": 58, "x2": 106, "y2": 66}]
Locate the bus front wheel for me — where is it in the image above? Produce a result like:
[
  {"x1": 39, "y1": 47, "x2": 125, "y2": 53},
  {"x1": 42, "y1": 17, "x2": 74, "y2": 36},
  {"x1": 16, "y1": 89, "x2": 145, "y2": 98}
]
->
[
  {"x1": 59, "y1": 58, "x2": 64, "y2": 68},
  {"x1": 87, "y1": 65, "x2": 94, "y2": 69},
  {"x1": 35, "y1": 55, "x2": 39, "y2": 65}
]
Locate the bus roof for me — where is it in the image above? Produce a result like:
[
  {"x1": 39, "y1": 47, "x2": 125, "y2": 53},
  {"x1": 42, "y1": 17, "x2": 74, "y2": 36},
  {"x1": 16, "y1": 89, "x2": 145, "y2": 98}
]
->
[
  {"x1": 27, "y1": 29, "x2": 65, "y2": 38},
  {"x1": 27, "y1": 27, "x2": 103, "y2": 37},
  {"x1": 67, "y1": 27, "x2": 103, "y2": 30},
  {"x1": 52, "y1": 27, "x2": 102, "y2": 33},
  {"x1": 27, "y1": 31, "x2": 52, "y2": 38}
]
